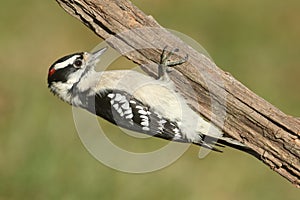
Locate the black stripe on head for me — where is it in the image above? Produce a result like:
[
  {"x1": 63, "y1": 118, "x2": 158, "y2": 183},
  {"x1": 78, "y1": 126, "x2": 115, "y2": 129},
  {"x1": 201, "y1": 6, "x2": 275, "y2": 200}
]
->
[
  {"x1": 48, "y1": 65, "x2": 77, "y2": 84},
  {"x1": 48, "y1": 52, "x2": 84, "y2": 85},
  {"x1": 53, "y1": 52, "x2": 84, "y2": 67}
]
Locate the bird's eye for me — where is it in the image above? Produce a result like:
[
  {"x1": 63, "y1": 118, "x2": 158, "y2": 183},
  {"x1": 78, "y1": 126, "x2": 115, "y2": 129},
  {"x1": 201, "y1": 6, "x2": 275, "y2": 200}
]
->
[{"x1": 74, "y1": 59, "x2": 83, "y2": 68}]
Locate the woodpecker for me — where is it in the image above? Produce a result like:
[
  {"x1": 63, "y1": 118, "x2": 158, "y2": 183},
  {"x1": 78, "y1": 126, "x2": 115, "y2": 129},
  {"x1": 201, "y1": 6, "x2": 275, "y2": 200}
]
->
[{"x1": 48, "y1": 46, "x2": 252, "y2": 153}]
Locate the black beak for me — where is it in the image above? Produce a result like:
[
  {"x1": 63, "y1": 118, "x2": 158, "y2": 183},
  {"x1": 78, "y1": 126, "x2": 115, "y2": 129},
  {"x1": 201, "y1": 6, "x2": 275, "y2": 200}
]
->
[
  {"x1": 87, "y1": 46, "x2": 108, "y2": 65},
  {"x1": 91, "y1": 47, "x2": 108, "y2": 59}
]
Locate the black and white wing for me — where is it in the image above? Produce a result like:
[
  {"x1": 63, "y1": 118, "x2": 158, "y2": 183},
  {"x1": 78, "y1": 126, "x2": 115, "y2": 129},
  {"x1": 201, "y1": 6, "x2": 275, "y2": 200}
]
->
[
  {"x1": 75, "y1": 88, "x2": 224, "y2": 152},
  {"x1": 87, "y1": 89, "x2": 188, "y2": 143}
]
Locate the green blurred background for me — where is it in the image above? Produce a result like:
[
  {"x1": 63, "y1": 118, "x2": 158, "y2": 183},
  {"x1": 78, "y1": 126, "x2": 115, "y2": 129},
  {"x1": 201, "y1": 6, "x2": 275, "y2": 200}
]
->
[{"x1": 1, "y1": 0, "x2": 299, "y2": 199}]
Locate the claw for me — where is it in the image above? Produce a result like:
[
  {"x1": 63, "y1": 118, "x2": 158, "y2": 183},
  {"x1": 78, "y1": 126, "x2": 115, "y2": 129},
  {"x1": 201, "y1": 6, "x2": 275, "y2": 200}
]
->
[
  {"x1": 158, "y1": 46, "x2": 188, "y2": 81},
  {"x1": 166, "y1": 53, "x2": 188, "y2": 67}
]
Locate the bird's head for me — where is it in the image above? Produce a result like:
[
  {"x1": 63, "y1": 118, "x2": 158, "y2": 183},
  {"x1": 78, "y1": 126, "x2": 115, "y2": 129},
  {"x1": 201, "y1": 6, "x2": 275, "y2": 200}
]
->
[{"x1": 47, "y1": 47, "x2": 107, "y2": 103}]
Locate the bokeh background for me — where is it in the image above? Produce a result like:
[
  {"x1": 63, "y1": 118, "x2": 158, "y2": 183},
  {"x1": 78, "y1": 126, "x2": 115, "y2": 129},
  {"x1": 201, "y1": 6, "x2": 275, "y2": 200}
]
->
[{"x1": 1, "y1": 0, "x2": 300, "y2": 199}]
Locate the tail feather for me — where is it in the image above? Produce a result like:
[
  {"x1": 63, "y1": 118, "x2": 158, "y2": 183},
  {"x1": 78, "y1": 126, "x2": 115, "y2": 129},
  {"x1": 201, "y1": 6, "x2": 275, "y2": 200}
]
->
[
  {"x1": 193, "y1": 141, "x2": 223, "y2": 153},
  {"x1": 195, "y1": 134, "x2": 260, "y2": 158},
  {"x1": 217, "y1": 137, "x2": 260, "y2": 158}
]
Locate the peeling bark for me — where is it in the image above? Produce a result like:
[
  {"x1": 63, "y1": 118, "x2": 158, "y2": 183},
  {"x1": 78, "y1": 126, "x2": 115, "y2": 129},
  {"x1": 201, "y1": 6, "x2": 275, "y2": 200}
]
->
[{"x1": 55, "y1": 0, "x2": 300, "y2": 187}]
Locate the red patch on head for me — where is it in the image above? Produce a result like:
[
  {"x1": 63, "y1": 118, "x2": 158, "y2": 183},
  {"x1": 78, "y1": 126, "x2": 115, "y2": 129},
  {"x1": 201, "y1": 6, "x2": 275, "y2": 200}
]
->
[{"x1": 49, "y1": 68, "x2": 56, "y2": 77}]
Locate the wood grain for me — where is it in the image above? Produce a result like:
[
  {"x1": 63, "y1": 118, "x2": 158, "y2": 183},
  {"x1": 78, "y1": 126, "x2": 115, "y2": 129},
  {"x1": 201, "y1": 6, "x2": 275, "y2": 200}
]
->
[{"x1": 56, "y1": 0, "x2": 300, "y2": 187}]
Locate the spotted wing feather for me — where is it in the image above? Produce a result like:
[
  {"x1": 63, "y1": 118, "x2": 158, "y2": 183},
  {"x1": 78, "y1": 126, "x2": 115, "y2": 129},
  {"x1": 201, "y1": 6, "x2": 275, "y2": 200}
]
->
[
  {"x1": 76, "y1": 89, "x2": 221, "y2": 151},
  {"x1": 86, "y1": 90, "x2": 186, "y2": 142}
]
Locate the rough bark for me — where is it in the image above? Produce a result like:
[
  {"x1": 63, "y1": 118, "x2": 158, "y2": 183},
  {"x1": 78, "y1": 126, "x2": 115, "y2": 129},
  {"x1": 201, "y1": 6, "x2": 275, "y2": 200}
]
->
[{"x1": 55, "y1": 0, "x2": 300, "y2": 187}]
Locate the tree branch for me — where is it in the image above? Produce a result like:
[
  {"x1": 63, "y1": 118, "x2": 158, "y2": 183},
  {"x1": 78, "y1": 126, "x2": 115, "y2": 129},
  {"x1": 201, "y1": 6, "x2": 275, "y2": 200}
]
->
[{"x1": 55, "y1": 0, "x2": 300, "y2": 187}]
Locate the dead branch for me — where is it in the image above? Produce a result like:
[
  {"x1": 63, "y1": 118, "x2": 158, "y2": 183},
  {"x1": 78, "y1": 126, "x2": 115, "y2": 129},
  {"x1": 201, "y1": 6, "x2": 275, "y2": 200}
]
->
[{"x1": 55, "y1": 0, "x2": 300, "y2": 187}]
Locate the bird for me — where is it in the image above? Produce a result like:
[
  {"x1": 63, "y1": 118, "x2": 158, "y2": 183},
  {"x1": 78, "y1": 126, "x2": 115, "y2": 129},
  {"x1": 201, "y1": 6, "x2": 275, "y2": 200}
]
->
[{"x1": 48, "y1": 46, "x2": 254, "y2": 154}]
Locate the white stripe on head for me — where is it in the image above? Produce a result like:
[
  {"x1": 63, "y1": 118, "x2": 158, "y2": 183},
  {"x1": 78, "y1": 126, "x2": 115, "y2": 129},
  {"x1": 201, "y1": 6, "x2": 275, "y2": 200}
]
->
[{"x1": 54, "y1": 55, "x2": 81, "y2": 70}]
